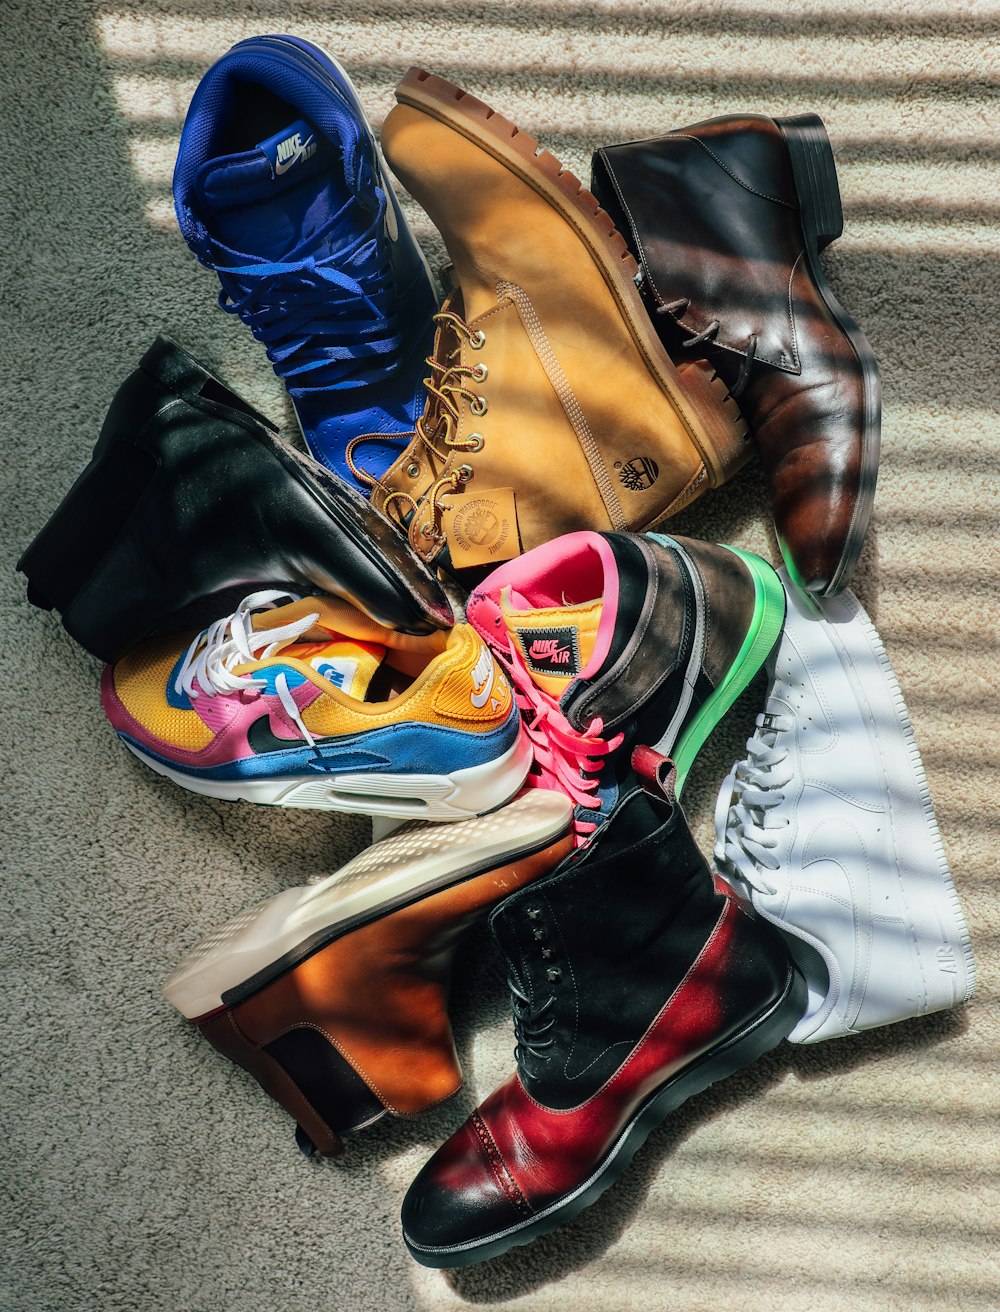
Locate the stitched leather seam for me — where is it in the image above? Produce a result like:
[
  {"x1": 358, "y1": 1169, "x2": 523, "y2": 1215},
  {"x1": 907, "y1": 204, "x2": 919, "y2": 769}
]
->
[
  {"x1": 517, "y1": 898, "x2": 732, "y2": 1116},
  {"x1": 497, "y1": 279, "x2": 627, "y2": 531},
  {"x1": 471, "y1": 1110, "x2": 532, "y2": 1215},
  {"x1": 678, "y1": 134, "x2": 797, "y2": 208},
  {"x1": 267, "y1": 1020, "x2": 395, "y2": 1112},
  {"x1": 595, "y1": 149, "x2": 666, "y2": 310},
  {"x1": 232, "y1": 1013, "x2": 342, "y2": 1142}
]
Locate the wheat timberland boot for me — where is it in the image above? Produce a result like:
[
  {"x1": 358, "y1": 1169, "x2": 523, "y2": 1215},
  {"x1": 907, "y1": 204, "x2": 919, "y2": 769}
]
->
[
  {"x1": 360, "y1": 69, "x2": 749, "y2": 575},
  {"x1": 401, "y1": 751, "x2": 806, "y2": 1266},
  {"x1": 163, "y1": 791, "x2": 573, "y2": 1156},
  {"x1": 591, "y1": 115, "x2": 881, "y2": 596}
]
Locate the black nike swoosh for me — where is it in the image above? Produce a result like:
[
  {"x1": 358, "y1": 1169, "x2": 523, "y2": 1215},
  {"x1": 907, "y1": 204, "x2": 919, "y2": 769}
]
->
[{"x1": 245, "y1": 715, "x2": 392, "y2": 773}]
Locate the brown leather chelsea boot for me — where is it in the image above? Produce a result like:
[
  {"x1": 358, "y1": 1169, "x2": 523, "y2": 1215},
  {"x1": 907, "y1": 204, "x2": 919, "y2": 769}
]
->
[
  {"x1": 592, "y1": 115, "x2": 880, "y2": 596},
  {"x1": 163, "y1": 792, "x2": 573, "y2": 1155},
  {"x1": 354, "y1": 69, "x2": 749, "y2": 577}
]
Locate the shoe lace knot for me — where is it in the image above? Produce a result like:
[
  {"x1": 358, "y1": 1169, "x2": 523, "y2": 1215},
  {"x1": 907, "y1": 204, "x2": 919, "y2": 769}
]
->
[
  {"x1": 713, "y1": 708, "x2": 794, "y2": 896},
  {"x1": 212, "y1": 191, "x2": 400, "y2": 398},
  {"x1": 174, "y1": 589, "x2": 325, "y2": 747}
]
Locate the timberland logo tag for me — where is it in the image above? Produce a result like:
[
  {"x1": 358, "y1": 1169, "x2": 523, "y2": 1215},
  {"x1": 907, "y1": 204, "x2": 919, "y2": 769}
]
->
[
  {"x1": 516, "y1": 626, "x2": 581, "y2": 678},
  {"x1": 615, "y1": 456, "x2": 659, "y2": 491},
  {"x1": 442, "y1": 487, "x2": 521, "y2": 568}
]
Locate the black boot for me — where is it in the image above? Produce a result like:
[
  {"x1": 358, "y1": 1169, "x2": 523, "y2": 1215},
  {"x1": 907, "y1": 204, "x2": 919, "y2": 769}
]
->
[
  {"x1": 401, "y1": 750, "x2": 806, "y2": 1267},
  {"x1": 592, "y1": 116, "x2": 880, "y2": 596},
  {"x1": 18, "y1": 336, "x2": 454, "y2": 662}
]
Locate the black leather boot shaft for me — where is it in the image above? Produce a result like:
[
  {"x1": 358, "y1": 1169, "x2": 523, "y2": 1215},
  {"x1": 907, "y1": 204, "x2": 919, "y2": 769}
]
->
[
  {"x1": 489, "y1": 765, "x2": 792, "y2": 1110},
  {"x1": 18, "y1": 337, "x2": 454, "y2": 663}
]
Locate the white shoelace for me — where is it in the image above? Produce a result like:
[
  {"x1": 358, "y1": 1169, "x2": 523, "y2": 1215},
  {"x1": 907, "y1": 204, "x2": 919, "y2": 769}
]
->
[
  {"x1": 713, "y1": 710, "x2": 795, "y2": 897},
  {"x1": 173, "y1": 589, "x2": 322, "y2": 747}
]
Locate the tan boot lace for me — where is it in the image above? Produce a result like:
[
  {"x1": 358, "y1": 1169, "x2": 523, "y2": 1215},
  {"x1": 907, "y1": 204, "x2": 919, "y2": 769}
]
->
[{"x1": 346, "y1": 307, "x2": 488, "y2": 544}]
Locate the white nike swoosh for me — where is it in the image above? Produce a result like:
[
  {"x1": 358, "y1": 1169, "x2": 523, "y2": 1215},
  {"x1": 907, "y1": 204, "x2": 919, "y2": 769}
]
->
[
  {"x1": 470, "y1": 664, "x2": 495, "y2": 710},
  {"x1": 274, "y1": 136, "x2": 315, "y2": 176}
]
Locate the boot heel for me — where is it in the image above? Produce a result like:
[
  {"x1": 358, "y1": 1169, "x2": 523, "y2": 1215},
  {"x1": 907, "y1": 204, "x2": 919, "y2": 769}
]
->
[{"x1": 776, "y1": 113, "x2": 843, "y2": 250}]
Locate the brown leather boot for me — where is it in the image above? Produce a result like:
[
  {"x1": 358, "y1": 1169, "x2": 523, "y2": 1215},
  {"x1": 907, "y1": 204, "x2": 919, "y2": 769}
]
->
[
  {"x1": 357, "y1": 69, "x2": 748, "y2": 577},
  {"x1": 163, "y1": 792, "x2": 572, "y2": 1155},
  {"x1": 591, "y1": 115, "x2": 880, "y2": 596}
]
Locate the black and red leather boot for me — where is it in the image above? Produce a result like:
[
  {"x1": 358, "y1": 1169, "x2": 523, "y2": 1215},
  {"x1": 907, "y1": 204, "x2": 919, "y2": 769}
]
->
[{"x1": 401, "y1": 750, "x2": 806, "y2": 1267}]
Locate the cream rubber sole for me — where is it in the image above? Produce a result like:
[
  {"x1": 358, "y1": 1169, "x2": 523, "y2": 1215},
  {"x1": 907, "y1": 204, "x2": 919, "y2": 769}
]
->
[{"x1": 163, "y1": 790, "x2": 573, "y2": 1020}]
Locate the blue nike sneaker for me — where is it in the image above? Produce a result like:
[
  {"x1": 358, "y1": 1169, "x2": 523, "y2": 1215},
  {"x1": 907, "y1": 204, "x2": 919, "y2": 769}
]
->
[{"x1": 173, "y1": 35, "x2": 437, "y2": 489}]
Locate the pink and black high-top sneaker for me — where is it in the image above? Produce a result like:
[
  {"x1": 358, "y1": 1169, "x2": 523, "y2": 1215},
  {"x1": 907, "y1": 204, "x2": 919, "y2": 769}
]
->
[
  {"x1": 466, "y1": 530, "x2": 785, "y2": 841},
  {"x1": 400, "y1": 750, "x2": 806, "y2": 1268}
]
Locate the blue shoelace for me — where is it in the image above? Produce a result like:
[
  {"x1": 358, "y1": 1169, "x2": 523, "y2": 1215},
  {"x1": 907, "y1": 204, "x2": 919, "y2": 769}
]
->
[{"x1": 212, "y1": 189, "x2": 401, "y2": 398}]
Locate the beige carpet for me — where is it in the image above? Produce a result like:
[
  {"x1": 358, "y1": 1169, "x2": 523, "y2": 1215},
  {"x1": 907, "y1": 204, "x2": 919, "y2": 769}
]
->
[{"x1": 4, "y1": 2, "x2": 998, "y2": 1309}]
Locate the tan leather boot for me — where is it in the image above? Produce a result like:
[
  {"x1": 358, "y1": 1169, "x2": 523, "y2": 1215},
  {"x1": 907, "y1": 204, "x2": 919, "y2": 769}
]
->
[
  {"x1": 163, "y1": 791, "x2": 572, "y2": 1155},
  {"x1": 360, "y1": 69, "x2": 749, "y2": 574}
]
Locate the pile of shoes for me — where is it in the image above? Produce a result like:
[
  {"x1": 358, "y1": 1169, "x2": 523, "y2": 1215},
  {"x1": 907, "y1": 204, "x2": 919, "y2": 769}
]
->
[{"x1": 18, "y1": 36, "x2": 975, "y2": 1270}]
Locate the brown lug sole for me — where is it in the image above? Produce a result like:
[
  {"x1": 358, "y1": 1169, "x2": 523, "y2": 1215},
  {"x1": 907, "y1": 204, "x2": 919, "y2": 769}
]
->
[{"x1": 395, "y1": 68, "x2": 751, "y2": 487}]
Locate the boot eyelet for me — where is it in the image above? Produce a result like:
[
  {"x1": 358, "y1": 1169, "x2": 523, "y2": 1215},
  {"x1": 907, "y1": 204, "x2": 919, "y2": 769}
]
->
[
  {"x1": 420, "y1": 522, "x2": 441, "y2": 541},
  {"x1": 541, "y1": 947, "x2": 553, "y2": 959},
  {"x1": 455, "y1": 463, "x2": 474, "y2": 483},
  {"x1": 532, "y1": 927, "x2": 547, "y2": 941},
  {"x1": 526, "y1": 908, "x2": 541, "y2": 920},
  {"x1": 472, "y1": 363, "x2": 488, "y2": 382},
  {"x1": 469, "y1": 330, "x2": 486, "y2": 349},
  {"x1": 406, "y1": 462, "x2": 421, "y2": 478},
  {"x1": 465, "y1": 433, "x2": 485, "y2": 452},
  {"x1": 470, "y1": 395, "x2": 488, "y2": 417},
  {"x1": 546, "y1": 968, "x2": 561, "y2": 983}
]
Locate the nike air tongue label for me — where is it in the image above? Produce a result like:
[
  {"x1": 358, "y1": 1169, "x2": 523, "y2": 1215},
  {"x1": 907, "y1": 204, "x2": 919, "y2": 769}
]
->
[
  {"x1": 515, "y1": 626, "x2": 582, "y2": 679},
  {"x1": 310, "y1": 655, "x2": 359, "y2": 691},
  {"x1": 258, "y1": 118, "x2": 320, "y2": 180}
]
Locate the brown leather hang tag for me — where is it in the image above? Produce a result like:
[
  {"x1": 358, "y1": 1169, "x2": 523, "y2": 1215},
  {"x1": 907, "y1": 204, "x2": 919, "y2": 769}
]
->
[{"x1": 440, "y1": 487, "x2": 522, "y2": 569}]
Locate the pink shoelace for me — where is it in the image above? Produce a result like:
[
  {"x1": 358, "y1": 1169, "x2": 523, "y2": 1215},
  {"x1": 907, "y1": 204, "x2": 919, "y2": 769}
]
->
[{"x1": 498, "y1": 642, "x2": 624, "y2": 843}]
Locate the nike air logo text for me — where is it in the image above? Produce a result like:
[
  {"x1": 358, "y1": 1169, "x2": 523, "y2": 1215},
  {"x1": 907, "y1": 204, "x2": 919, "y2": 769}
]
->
[
  {"x1": 274, "y1": 132, "x2": 317, "y2": 175},
  {"x1": 528, "y1": 639, "x2": 571, "y2": 665}
]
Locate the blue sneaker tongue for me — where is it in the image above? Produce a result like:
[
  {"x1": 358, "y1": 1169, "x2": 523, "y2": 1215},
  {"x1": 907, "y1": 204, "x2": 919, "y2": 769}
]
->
[{"x1": 194, "y1": 118, "x2": 351, "y2": 260}]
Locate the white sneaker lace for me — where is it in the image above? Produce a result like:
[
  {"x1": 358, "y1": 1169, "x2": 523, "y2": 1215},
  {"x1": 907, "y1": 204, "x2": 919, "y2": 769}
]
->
[
  {"x1": 173, "y1": 589, "x2": 322, "y2": 745},
  {"x1": 713, "y1": 711, "x2": 795, "y2": 896}
]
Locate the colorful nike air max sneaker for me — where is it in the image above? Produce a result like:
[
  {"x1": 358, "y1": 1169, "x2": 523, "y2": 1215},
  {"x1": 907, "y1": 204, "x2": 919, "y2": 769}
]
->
[
  {"x1": 164, "y1": 790, "x2": 573, "y2": 1156},
  {"x1": 101, "y1": 590, "x2": 530, "y2": 821},
  {"x1": 466, "y1": 530, "x2": 785, "y2": 840},
  {"x1": 714, "y1": 571, "x2": 976, "y2": 1042},
  {"x1": 172, "y1": 35, "x2": 437, "y2": 489},
  {"x1": 401, "y1": 751, "x2": 805, "y2": 1267}
]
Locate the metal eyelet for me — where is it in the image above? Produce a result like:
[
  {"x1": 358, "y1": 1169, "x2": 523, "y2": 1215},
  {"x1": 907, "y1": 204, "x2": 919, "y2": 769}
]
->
[
  {"x1": 546, "y1": 968, "x2": 561, "y2": 983},
  {"x1": 532, "y1": 927, "x2": 547, "y2": 941},
  {"x1": 469, "y1": 330, "x2": 486, "y2": 349},
  {"x1": 541, "y1": 947, "x2": 553, "y2": 959},
  {"x1": 470, "y1": 395, "x2": 488, "y2": 416},
  {"x1": 406, "y1": 462, "x2": 421, "y2": 478},
  {"x1": 420, "y1": 522, "x2": 441, "y2": 541},
  {"x1": 472, "y1": 363, "x2": 488, "y2": 382},
  {"x1": 455, "y1": 463, "x2": 474, "y2": 483},
  {"x1": 465, "y1": 433, "x2": 485, "y2": 452},
  {"x1": 526, "y1": 908, "x2": 541, "y2": 920}
]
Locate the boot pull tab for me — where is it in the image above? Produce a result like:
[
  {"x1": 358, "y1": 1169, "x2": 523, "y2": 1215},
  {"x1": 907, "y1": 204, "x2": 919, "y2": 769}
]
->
[{"x1": 631, "y1": 746, "x2": 677, "y2": 805}]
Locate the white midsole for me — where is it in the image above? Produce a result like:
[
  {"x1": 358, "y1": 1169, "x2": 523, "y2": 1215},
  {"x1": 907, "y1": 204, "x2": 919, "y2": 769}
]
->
[
  {"x1": 122, "y1": 728, "x2": 533, "y2": 821},
  {"x1": 163, "y1": 789, "x2": 571, "y2": 1020}
]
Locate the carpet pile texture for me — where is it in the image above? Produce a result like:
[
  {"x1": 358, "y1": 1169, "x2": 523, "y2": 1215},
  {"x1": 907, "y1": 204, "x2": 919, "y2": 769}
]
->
[{"x1": 4, "y1": 2, "x2": 997, "y2": 1309}]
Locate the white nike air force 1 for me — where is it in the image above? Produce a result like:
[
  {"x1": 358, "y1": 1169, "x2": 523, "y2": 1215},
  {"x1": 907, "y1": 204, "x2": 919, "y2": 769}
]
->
[{"x1": 714, "y1": 571, "x2": 976, "y2": 1043}]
